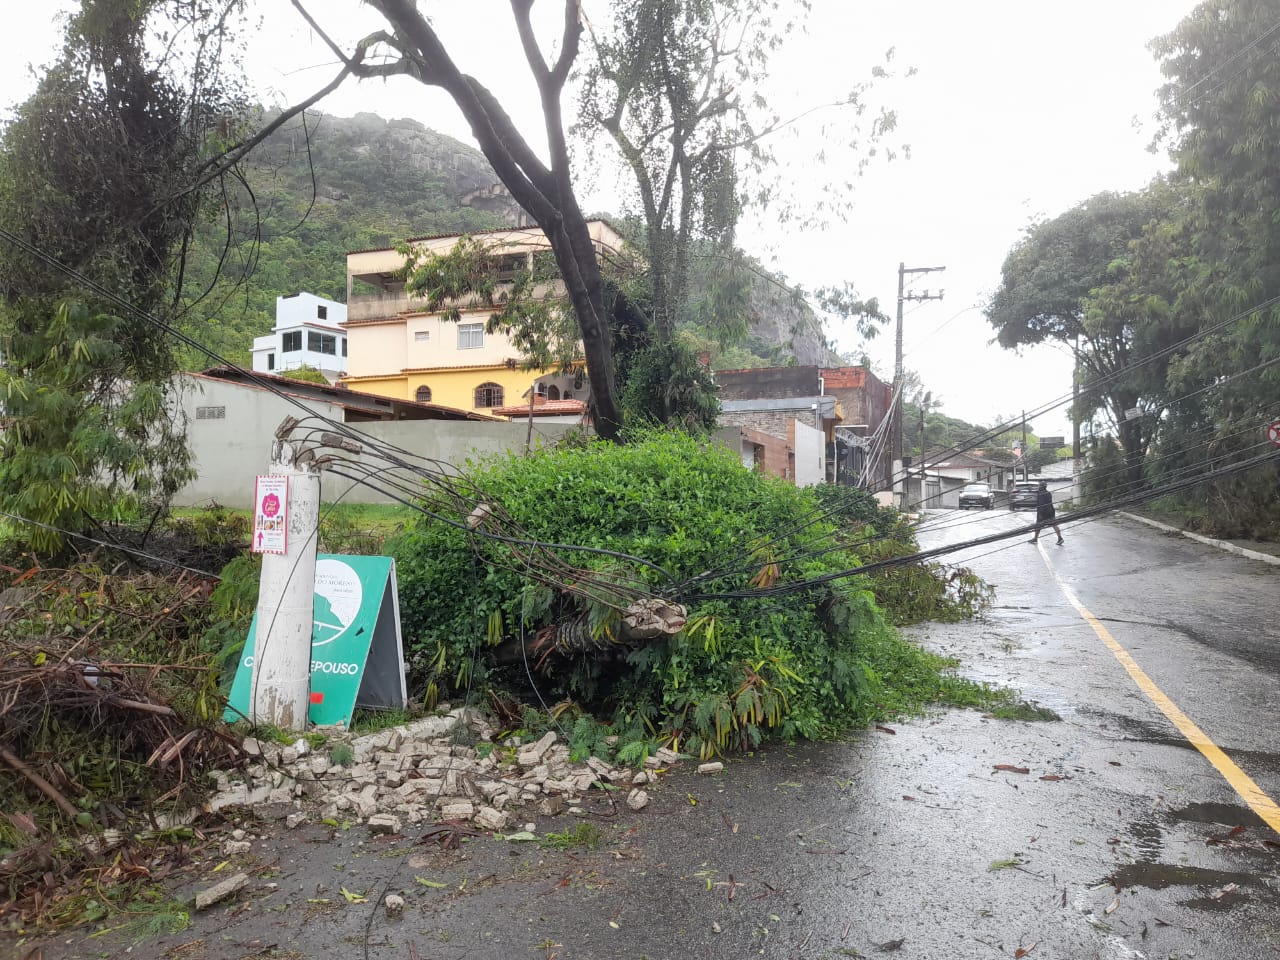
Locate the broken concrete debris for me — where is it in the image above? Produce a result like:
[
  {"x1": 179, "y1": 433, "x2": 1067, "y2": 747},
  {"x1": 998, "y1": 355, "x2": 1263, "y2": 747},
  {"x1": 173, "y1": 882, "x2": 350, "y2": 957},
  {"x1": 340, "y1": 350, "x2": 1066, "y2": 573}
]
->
[
  {"x1": 383, "y1": 893, "x2": 405, "y2": 919},
  {"x1": 194, "y1": 871, "x2": 250, "y2": 911},
  {"x1": 208, "y1": 707, "x2": 688, "y2": 832}
]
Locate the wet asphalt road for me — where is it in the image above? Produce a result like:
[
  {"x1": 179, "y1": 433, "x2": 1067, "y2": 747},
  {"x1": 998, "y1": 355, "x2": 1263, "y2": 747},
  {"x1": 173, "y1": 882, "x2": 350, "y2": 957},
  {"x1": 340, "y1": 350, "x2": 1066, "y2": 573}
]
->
[{"x1": 23, "y1": 510, "x2": 1280, "y2": 960}]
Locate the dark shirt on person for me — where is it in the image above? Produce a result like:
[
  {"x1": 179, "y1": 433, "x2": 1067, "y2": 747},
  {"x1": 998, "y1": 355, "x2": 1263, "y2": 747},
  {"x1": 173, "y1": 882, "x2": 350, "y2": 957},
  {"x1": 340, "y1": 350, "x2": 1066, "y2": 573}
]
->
[{"x1": 1036, "y1": 488, "x2": 1055, "y2": 521}]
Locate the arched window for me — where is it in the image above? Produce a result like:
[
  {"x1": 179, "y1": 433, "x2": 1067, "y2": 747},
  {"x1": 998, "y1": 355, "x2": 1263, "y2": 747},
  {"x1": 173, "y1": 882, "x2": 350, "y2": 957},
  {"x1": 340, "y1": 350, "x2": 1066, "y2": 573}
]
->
[
  {"x1": 474, "y1": 382, "x2": 504, "y2": 408},
  {"x1": 562, "y1": 390, "x2": 574, "y2": 400},
  {"x1": 547, "y1": 385, "x2": 561, "y2": 401},
  {"x1": 415, "y1": 385, "x2": 432, "y2": 403}
]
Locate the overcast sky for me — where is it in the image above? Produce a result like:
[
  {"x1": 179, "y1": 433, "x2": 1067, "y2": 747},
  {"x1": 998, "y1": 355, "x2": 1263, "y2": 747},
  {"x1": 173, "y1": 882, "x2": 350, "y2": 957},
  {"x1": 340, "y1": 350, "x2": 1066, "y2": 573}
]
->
[{"x1": 0, "y1": 1, "x2": 1190, "y2": 439}]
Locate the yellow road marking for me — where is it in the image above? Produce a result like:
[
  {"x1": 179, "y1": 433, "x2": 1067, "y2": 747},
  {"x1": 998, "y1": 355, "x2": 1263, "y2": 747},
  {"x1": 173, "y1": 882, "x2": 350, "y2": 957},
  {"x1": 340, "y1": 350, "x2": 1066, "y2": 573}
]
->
[{"x1": 1037, "y1": 543, "x2": 1280, "y2": 836}]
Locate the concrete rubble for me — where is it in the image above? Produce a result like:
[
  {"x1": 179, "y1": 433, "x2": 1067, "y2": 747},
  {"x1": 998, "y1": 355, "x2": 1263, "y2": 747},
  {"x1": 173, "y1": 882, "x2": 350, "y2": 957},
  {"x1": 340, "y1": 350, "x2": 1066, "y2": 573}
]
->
[
  {"x1": 207, "y1": 707, "x2": 693, "y2": 832},
  {"x1": 194, "y1": 871, "x2": 250, "y2": 911}
]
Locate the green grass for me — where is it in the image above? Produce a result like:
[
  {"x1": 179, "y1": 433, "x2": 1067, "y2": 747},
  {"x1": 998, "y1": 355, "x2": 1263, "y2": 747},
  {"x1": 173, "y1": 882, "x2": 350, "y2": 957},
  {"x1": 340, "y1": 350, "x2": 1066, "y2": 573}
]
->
[
  {"x1": 349, "y1": 707, "x2": 414, "y2": 735},
  {"x1": 989, "y1": 700, "x2": 1061, "y2": 722},
  {"x1": 328, "y1": 743, "x2": 355, "y2": 767},
  {"x1": 859, "y1": 629, "x2": 1061, "y2": 723},
  {"x1": 536, "y1": 823, "x2": 603, "y2": 851}
]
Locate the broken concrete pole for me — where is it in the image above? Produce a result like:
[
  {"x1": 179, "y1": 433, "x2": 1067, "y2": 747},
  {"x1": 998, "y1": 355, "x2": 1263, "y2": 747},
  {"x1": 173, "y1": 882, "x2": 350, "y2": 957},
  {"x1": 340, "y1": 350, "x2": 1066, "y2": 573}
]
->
[
  {"x1": 195, "y1": 872, "x2": 250, "y2": 911},
  {"x1": 618, "y1": 598, "x2": 688, "y2": 641},
  {"x1": 697, "y1": 762, "x2": 724, "y2": 774},
  {"x1": 586, "y1": 756, "x2": 612, "y2": 777}
]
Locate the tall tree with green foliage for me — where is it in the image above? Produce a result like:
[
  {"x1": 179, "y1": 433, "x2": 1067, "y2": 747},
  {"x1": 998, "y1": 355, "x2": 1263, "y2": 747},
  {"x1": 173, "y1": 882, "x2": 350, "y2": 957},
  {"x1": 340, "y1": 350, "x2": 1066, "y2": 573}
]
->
[
  {"x1": 985, "y1": 185, "x2": 1186, "y2": 488},
  {"x1": 576, "y1": 0, "x2": 893, "y2": 420},
  {"x1": 0, "y1": 0, "x2": 245, "y2": 549},
  {"x1": 1144, "y1": 0, "x2": 1280, "y2": 532},
  {"x1": 579, "y1": 0, "x2": 902, "y2": 343},
  {"x1": 285, "y1": 0, "x2": 627, "y2": 439}
]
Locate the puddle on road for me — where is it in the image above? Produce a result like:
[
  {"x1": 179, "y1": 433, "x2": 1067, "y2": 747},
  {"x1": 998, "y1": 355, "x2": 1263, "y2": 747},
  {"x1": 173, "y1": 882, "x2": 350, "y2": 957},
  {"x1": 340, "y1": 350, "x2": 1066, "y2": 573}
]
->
[
  {"x1": 1166, "y1": 800, "x2": 1274, "y2": 831},
  {"x1": 1104, "y1": 862, "x2": 1266, "y2": 897},
  {"x1": 1097, "y1": 799, "x2": 1280, "y2": 912},
  {"x1": 1127, "y1": 816, "x2": 1165, "y2": 861}
]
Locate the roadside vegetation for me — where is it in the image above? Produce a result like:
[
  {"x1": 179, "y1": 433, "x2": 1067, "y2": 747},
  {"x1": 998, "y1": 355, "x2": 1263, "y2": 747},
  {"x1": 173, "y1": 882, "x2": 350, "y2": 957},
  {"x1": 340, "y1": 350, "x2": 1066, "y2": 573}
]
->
[
  {"x1": 390, "y1": 431, "x2": 1000, "y2": 763},
  {"x1": 986, "y1": 2, "x2": 1280, "y2": 541}
]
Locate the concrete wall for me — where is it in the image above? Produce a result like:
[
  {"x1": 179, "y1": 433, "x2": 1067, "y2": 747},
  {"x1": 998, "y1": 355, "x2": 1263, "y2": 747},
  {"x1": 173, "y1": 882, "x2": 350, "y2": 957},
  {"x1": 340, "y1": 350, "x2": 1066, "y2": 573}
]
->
[
  {"x1": 732, "y1": 426, "x2": 792, "y2": 479},
  {"x1": 176, "y1": 375, "x2": 574, "y2": 509},
  {"x1": 793, "y1": 421, "x2": 825, "y2": 487}
]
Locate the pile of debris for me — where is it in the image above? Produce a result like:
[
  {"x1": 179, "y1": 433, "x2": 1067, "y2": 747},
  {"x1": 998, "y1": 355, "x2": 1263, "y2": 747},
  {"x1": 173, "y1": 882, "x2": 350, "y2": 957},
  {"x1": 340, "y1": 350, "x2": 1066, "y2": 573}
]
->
[{"x1": 207, "y1": 708, "x2": 721, "y2": 833}]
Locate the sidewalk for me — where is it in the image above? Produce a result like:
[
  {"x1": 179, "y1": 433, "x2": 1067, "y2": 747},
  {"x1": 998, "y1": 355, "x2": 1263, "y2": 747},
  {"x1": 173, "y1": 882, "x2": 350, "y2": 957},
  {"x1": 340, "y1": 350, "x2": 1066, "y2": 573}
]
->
[{"x1": 1117, "y1": 510, "x2": 1280, "y2": 566}]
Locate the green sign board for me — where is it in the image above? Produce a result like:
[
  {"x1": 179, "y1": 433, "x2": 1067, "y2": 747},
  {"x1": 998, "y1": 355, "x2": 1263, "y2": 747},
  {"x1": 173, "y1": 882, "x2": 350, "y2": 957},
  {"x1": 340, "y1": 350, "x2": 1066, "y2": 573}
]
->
[{"x1": 225, "y1": 554, "x2": 406, "y2": 727}]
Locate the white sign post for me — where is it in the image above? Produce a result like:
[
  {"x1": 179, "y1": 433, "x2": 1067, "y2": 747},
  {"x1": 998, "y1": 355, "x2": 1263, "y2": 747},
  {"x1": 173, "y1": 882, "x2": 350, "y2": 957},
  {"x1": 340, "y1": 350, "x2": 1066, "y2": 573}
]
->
[{"x1": 252, "y1": 475, "x2": 290, "y2": 555}]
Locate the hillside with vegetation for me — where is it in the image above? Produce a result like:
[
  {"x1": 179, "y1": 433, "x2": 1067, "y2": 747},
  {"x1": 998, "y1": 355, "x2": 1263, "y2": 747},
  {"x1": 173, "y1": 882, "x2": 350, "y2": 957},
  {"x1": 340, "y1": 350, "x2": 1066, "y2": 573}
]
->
[
  {"x1": 178, "y1": 111, "x2": 839, "y2": 371},
  {"x1": 177, "y1": 111, "x2": 510, "y2": 366}
]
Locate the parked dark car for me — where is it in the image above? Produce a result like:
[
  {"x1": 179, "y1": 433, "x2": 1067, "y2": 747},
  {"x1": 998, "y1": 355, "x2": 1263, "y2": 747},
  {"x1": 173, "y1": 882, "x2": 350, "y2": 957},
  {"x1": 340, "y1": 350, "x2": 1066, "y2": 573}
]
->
[
  {"x1": 957, "y1": 482, "x2": 995, "y2": 510},
  {"x1": 1009, "y1": 480, "x2": 1040, "y2": 511}
]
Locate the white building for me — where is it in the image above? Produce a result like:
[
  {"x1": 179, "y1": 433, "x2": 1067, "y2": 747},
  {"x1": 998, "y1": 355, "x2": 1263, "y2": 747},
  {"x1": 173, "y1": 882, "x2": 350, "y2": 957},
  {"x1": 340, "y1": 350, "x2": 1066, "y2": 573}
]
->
[{"x1": 251, "y1": 293, "x2": 348, "y2": 382}]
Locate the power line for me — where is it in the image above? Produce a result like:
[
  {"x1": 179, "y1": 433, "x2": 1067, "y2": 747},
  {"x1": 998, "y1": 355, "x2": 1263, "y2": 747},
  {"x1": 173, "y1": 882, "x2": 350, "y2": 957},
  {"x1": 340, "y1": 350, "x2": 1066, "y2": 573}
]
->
[
  {"x1": 0, "y1": 511, "x2": 220, "y2": 578},
  {"x1": 679, "y1": 446, "x2": 1279, "y2": 602}
]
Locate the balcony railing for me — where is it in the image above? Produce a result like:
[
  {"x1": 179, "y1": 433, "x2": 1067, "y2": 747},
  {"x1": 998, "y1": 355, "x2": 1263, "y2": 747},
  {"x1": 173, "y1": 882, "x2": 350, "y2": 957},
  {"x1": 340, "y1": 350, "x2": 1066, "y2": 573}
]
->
[
  {"x1": 346, "y1": 291, "x2": 428, "y2": 322},
  {"x1": 347, "y1": 283, "x2": 565, "y2": 323}
]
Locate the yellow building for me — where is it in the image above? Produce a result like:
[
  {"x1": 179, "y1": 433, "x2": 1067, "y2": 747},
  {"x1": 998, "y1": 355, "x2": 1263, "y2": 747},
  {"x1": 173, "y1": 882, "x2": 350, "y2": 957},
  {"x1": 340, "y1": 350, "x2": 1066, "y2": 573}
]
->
[{"x1": 340, "y1": 221, "x2": 630, "y2": 413}]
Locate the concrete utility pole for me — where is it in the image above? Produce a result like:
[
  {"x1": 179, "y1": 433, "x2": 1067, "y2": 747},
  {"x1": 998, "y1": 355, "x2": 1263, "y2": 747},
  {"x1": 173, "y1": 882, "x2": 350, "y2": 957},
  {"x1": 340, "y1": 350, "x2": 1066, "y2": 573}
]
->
[
  {"x1": 892, "y1": 262, "x2": 946, "y2": 508},
  {"x1": 1022, "y1": 409, "x2": 1028, "y2": 481},
  {"x1": 1072, "y1": 335, "x2": 1082, "y2": 502},
  {"x1": 250, "y1": 428, "x2": 322, "y2": 731}
]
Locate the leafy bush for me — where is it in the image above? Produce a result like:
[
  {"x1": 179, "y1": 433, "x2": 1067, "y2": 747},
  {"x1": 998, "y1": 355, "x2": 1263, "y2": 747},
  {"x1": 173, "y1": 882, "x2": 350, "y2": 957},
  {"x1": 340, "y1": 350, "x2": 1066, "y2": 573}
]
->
[
  {"x1": 166, "y1": 504, "x2": 251, "y2": 549},
  {"x1": 811, "y1": 485, "x2": 994, "y2": 625},
  {"x1": 391, "y1": 432, "x2": 975, "y2": 758},
  {"x1": 278, "y1": 365, "x2": 330, "y2": 384},
  {"x1": 204, "y1": 553, "x2": 260, "y2": 688}
]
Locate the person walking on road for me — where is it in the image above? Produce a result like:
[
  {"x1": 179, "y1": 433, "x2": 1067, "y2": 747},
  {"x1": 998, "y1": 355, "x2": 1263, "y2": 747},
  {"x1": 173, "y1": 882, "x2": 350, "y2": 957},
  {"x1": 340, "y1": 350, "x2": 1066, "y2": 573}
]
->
[{"x1": 1029, "y1": 480, "x2": 1063, "y2": 544}]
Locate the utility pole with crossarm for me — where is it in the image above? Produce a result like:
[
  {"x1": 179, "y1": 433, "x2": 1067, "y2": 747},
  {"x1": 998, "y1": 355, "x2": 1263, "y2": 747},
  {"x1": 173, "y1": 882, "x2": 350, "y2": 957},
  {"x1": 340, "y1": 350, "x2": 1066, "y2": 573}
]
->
[{"x1": 892, "y1": 262, "x2": 946, "y2": 508}]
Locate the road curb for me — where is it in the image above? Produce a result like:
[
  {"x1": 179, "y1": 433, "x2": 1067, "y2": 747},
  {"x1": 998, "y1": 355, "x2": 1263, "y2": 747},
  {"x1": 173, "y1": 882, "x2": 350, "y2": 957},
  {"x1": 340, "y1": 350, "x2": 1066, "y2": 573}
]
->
[{"x1": 1117, "y1": 511, "x2": 1280, "y2": 567}]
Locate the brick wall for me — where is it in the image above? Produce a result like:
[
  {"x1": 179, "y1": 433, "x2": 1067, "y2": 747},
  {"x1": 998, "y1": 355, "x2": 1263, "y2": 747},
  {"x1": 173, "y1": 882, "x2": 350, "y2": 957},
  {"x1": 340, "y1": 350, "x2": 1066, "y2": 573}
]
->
[
  {"x1": 716, "y1": 366, "x2": 820, "y2": 400},
  {"x1": 720, "y1": 408, "x2": 799, "y2": 439},
  {"x1": 739, "y1": 426, "x2": 792, "y2": 480}
]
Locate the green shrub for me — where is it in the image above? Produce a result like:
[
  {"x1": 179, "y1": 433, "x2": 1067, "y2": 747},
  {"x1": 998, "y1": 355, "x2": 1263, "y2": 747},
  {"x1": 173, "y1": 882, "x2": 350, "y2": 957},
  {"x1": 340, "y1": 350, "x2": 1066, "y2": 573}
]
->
[
  {"x1": 167, "y1": 504, "x2": 250, "y2": 549},
  {"x1": 204, "y1": 553, "x2": 260, "y2": 688},
  {"x1": 391, "y1": 432, "x2": 960, "y2": 758},
  {"x1": 811, "y1": 484, "x2": 994, "y2": 625}
]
